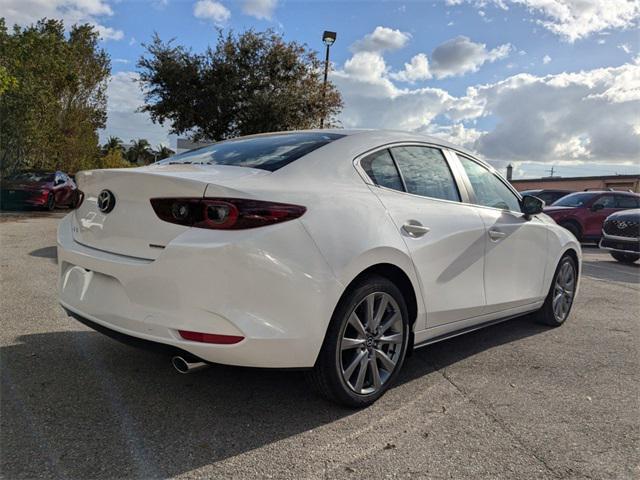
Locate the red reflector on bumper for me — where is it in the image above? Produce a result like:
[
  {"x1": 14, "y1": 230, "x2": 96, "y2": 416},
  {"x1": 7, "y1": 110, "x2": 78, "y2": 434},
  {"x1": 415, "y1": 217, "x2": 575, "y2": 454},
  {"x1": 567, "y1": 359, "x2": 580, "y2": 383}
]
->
[{"x1": 178, "y1": 330, "x2": 244, "y2": 344}]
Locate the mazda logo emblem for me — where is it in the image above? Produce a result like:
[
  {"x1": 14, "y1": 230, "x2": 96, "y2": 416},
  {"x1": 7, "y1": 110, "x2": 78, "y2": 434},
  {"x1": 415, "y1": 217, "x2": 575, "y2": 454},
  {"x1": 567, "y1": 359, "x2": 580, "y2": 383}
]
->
[
  {"x1": 97, "y1": 190, "x2": 116, "y2": 213},
  {"x1": 616, "y1": 221, "x2": 628, "y2": 229}
]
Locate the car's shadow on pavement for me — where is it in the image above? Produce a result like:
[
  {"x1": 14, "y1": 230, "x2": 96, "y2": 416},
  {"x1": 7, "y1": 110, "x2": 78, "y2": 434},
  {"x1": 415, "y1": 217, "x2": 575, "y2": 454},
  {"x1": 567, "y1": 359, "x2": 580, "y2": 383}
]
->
[
  {"x1": 1, "y1": 315, "x2": 548, "y2": 479},
  {"x1": 29, "y1": 246, "x2": 58, "y2": 263}
]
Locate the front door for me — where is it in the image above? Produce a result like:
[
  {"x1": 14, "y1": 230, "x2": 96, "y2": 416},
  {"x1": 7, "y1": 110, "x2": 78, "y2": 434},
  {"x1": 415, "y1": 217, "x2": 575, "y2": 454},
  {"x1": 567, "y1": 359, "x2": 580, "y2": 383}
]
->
[
  {"x1": 584, "y1": 194, "x2": 617, "y2": 237},
  {"x1": 454, "y1": 154, "x2": 549, "y2": 313}
]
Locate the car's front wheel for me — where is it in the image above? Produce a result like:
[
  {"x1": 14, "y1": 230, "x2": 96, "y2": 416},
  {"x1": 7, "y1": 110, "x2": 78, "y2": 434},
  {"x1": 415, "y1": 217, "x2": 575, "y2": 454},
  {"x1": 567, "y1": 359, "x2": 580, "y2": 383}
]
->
[
  {"x1": 610, "y1": 251, "x2": 640, "y2": 264},
  {"x1": 536, "y1": 254, "x2": 578, "y2": 327},
  {"x1": 308, "y1": 275, "x2": 410, "y2": 407}
]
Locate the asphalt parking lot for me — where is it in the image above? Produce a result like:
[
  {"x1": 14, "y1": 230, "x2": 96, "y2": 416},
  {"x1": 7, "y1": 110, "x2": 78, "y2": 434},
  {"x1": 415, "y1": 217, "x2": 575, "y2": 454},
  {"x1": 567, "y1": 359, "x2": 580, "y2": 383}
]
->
[{"x1": 1, "y1": 211, "x2": 638, "y2": 479}]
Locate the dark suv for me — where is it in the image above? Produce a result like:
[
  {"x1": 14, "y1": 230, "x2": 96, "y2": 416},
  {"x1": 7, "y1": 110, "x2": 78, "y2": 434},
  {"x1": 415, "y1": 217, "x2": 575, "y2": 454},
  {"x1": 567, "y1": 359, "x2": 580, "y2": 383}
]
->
[
  {"x1": 600, "y1": 209, "x2": 640, "y2": 263},
  {"x1": 544, "y1": 191, "x2": 640, "y2": 241}
]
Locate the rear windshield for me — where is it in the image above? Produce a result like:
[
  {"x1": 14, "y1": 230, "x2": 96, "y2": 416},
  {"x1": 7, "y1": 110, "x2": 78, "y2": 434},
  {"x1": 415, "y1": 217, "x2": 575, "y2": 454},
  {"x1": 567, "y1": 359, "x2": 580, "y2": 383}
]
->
[
  {"x1": 158, "y1": 132, "x2": 345, "y2": 172},
  {"x1": 551, "y1": 192, "x2": 596, "y2": 207}
]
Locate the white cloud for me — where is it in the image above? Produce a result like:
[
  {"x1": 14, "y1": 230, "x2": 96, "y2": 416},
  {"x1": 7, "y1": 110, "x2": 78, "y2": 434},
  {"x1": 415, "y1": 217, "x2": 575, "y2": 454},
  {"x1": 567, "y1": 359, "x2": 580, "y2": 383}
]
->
[
  {"x1": 390, "y1": 54, "x2": 432, "y2": 83},
  {"x1": 459, "y1": 0, "x2": 640, "y2": 42},
  {"x1": 102, "y1": 72, "x2": 172, "y2": 147},
  {"x1": 430, "y1": 36, "x2": 513, "y2": 78},
  {"x1": 543, "y1": 54, "x2": 551, "y2": 64},
  {"x1": 619, "y1": 43, "x2": 632, "y2": 54},
  {"x1": 351, "y1": 26, "x2": 411, "y2": 53},
  {"x1": 0, "y1": 0, "x2": 124, "y2": 41},
  {"x1": 241, "y1": 0, "x2": 277, "y2": 20},
  {"x1": 193, "y1": 0, "x2": 230, "y2": 23},
  {"x1": 333, "y1": 40, "x2": 640, "y2": 165}
]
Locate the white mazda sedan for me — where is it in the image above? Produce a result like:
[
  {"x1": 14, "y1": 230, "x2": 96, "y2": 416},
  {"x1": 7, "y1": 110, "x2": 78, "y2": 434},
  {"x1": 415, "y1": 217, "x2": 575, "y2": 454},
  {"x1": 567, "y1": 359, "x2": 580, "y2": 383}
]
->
[{"x1": 58, "y1": 130, "x2": 581, "y2": 407}]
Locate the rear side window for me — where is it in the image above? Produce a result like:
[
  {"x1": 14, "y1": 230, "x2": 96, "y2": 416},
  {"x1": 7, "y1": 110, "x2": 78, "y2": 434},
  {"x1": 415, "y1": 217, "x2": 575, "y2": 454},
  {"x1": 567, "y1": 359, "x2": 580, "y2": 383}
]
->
[
  {"x1": 360, "y1": 150, "x2": 404, "y2": 191},
  {"x1": 157, "y1": 132, "x2": 345, "y2": 172},
  {"x1": 458, "y1": 156, "x2": 521, "y2": 212},
  {"x1": 615, "y1": 195, "x2": 640, "y2": 208},
  {"x1": 390, "y1": 146, "x2": 460, "y2": 202}
]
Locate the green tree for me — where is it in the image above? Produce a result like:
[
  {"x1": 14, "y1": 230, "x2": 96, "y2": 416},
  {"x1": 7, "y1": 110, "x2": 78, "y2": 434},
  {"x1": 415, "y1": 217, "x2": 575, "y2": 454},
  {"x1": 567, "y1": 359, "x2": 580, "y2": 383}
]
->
[
  {"x1": 102, "y1": 136, "x2": 124, "y2": 154},
  {"x1": 154, "y1": 145, "x2": 174, "y2": 160},
  {"x1": 126, "y1": 138, "x2": 153, "y2": 165},
  {"x1": 0, "y1": 18, "x2": 110, "y2": 174},
  {"x1": 138, "y1": 29, "x2": 342, "y2": 142},
  {"x1": 98, "y1": 148, "x2": 131, "y2": 169}
]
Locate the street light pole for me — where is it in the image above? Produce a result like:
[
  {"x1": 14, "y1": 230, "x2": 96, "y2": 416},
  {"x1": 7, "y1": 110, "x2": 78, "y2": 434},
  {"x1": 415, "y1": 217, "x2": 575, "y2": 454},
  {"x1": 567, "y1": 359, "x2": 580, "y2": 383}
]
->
[{"x1": 320, "y1": 31, "x2": 336, "y2": 129}]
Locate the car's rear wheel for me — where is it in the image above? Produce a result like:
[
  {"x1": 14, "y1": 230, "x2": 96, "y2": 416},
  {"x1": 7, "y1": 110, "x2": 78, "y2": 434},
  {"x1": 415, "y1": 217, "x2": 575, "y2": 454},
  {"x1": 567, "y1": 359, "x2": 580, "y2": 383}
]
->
[
  {"x1": 536, "y1": 254, "x2": 578, "y2": 327},
  {"x1": 559, "y1": 221, "x2": 581, "y2": 241},
  {"x1": 46, "y1": 193, "x2": 56, "y2": 211},
  {"x1": 610, "y1": 251, "x2": 640, "y2": 264},
  {"x1": 308, "y1": 275, "x2": 410, "y2": 407}
]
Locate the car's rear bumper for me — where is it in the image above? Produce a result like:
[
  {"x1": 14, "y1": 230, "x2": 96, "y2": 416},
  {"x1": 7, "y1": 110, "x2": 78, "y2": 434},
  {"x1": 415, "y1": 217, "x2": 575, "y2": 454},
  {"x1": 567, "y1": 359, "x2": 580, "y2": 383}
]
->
[
  {"x1": 599, "y1": 236, "x2": 640, "y2": 253},
  {"x1": 57, "y1": 213, "x2": 343, "y2": 368}
]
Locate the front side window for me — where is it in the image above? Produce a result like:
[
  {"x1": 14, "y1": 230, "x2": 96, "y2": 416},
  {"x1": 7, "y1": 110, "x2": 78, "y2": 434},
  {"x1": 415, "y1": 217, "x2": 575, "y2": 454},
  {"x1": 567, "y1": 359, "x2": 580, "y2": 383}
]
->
[
  {"x1": 360, "y1": 149, "x2": 404, "y2": 191},
  {"x1": 390, "y1": 146, "x2": 460, "y2": 202},
  {"x1": 157, "y1": 132, "x2": 345, "y2": 172},
  {"x1": 458, "y1": 156, "x2": 521, "y2": 212}
]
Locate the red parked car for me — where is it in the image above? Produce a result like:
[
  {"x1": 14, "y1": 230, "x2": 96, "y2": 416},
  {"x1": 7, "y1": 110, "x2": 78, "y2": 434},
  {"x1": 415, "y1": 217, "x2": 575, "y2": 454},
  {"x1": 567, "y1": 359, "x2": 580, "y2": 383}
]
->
[
  {"x1": 544, "y1": 190, "x2": 640, "y2": 241},
  {"x1": 1, "y1": 170, "x2": 79, "y2": 210}
]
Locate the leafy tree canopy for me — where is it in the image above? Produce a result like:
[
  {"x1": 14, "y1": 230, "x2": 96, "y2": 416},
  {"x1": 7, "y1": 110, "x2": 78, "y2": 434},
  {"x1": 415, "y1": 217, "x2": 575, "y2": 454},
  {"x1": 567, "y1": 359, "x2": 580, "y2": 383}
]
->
[
  {"x1": 138, "y1": 29, "x2": 343, "y2": 142},
  {"x1": 0, "y1": 18, "x2": 110, "y2": 174}
]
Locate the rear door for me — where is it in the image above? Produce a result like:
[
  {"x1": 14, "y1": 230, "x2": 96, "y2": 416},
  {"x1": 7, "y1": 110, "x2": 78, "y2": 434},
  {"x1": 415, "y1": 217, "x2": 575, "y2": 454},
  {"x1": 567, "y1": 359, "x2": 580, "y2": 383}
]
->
[
  {"x1": 453, "y1": 153, "x2": 548, "y2": 313},
  {"x1": 358, "y1": 145, "x2": 487, "y2": 327}
]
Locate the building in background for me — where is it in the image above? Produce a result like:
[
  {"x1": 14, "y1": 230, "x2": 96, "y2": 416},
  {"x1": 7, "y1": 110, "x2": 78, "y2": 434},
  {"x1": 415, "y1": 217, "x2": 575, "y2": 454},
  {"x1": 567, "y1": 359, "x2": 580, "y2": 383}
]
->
[{"x1": 509, "y1": 174, "x2": 640, "y2": 193}]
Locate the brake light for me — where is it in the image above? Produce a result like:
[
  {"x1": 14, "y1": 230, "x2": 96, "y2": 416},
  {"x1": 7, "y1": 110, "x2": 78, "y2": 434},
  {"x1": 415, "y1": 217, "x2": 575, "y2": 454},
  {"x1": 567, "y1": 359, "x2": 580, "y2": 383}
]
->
[
  {"x1": 178, "y1": 330, "x2": 244, "y2": 344},
  {"x1": 73, "y1": 190, "x2": 85, "y2": 209},
  {"x1": 150, "y1": 198, "x2": 306, "y2": 230}
]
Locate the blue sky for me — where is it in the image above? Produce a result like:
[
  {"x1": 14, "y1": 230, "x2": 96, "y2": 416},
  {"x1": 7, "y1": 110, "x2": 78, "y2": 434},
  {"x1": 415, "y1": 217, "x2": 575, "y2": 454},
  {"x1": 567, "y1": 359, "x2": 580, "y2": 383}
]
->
[{"x1": 3, "y1": 0, "x2": 639, "y2": 178}]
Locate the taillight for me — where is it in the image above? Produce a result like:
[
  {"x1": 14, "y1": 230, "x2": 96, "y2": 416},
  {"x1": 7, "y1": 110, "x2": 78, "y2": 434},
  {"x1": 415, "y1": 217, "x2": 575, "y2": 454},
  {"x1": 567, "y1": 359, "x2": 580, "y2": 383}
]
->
[
  {"x1": 149, "y1": 197, "x2": 306, "y2": 230},
  {"x1": 178, "y1": 330, "x2": 244, "y2": 344},
  {"x1": 73, "y1": 190, "x2": 85, "y2": 209}
]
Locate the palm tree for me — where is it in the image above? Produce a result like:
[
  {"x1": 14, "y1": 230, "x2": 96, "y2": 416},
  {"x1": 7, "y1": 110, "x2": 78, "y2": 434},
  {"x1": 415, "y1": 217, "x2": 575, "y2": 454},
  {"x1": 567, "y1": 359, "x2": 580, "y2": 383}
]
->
[
  {"x1": 102, "y1": 136, "x2": 124, "y2": 155},
  {"x1": 154, "y1": 145, "x2": 175, "y2": 161},
  {"x1": 126, "y1": 138, "x2": 152, "y2": 165}
]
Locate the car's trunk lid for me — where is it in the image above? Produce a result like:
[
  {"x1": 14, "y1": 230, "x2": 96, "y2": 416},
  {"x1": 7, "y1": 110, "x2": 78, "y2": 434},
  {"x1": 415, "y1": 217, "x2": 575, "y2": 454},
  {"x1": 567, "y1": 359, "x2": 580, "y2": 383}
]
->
[{"x1": 72, "y1": 164, "x2": 268, "y2": 260}]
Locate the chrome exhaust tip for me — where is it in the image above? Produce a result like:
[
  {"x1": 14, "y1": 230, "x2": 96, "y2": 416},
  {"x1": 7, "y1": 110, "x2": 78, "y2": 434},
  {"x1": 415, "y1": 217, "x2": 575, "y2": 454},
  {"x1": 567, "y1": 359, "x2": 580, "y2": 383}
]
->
[{"x1": 171, "y1": 355, "x2": 208, "y2": 374}]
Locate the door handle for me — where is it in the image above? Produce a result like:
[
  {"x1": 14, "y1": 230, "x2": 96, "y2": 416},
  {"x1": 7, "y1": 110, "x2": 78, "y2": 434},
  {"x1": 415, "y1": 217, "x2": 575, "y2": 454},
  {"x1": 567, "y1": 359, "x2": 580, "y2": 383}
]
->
[
  {"x1": 402, "y1": 221, "x2": 430, "y2": 238},
  {"x1": 488, "y1": 229, "x2": 507, "y2": 241}
]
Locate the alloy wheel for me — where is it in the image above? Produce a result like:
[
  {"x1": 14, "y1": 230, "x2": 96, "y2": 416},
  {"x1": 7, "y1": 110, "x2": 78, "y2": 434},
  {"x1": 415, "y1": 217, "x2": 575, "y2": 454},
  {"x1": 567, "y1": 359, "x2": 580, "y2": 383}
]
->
[
  {"x1": 553, "y1": 260, "x2": 575, "y2": 322},
  {"x1": 338, "y1": 292, "x2": 404, "y2": 395}
]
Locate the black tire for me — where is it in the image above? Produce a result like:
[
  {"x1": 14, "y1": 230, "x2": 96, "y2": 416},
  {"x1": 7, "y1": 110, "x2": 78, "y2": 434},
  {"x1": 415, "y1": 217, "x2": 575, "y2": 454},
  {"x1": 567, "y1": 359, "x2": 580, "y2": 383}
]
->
[
  {"x1": 46, "y1": 193, "x2": 56, "y2": 211},
  {"x1": 535, "y1": 254, "x2": 578, "y2": 327},
  {"x1": 559, "y1": 221, "x2": 581, "y2": 241},
  {"x1": 610, "y1": 251, "x2": 640, "y2": 264},
  {"x1": 307, "y1": 275, "x2": 410, "y2": 408}
]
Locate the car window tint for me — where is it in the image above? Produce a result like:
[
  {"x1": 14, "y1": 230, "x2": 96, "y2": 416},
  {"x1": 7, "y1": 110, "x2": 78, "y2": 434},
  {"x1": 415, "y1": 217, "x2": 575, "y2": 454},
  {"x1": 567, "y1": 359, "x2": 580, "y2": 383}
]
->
[
  {"x1": 458, "y1": 156, "x2": 521, "y2": 212},
  {"x1": 360, "y1": 150, "x2": 404, "y2": 191},
  {"x1": 390, "y1": 146, "x2": 460, "y2": 201},
  {"x1": 157, "y1": 132, "x2": 345, "y2": 172},
  {"x1": 593, "y1": 195, "x2": 615, "y2": 208},
  {"x1": 615, "y1": 195, "x2": 640, "y2": 208}
]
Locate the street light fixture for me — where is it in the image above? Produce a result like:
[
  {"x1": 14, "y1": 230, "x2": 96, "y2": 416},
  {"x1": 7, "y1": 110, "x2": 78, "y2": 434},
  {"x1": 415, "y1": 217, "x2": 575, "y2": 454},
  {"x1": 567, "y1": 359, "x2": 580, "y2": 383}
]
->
[{"x1": 320, "y1": 31, "x2": 337, "y2": 128}]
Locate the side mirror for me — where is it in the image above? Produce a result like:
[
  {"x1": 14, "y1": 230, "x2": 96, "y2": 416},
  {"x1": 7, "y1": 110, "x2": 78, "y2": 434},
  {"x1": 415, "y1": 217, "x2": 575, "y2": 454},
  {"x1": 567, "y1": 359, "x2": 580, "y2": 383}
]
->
[
  {"x1": 591, "y1": 203, "x2": 604, "y2": 212},
  {"x1": 521, "y1": 194, "x2": 544, "y2": 218}
]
